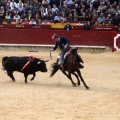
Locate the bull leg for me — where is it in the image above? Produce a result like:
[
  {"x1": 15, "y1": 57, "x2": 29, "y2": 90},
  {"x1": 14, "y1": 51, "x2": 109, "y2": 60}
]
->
[
  {"x1": 77, "y1": 70, "x2": 89, "y2": 89},
  {"x1": 31, "y1": 73, "x2": 36, "y2": 81},
  {"x1": 7, "y1": 72, "x2": 15, "y2": 82},
  {"x1": 24, "y1": 73, "x2": 28, "y2": 83}
]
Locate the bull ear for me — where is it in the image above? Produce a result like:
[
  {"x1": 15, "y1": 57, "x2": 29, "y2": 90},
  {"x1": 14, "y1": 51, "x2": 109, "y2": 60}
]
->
[
  {"x1": 37, "y1": 61, "x2": 41, "y2": 64},
  {"x1": 44, "y1": 60, "x2": 49, "y2": 62}
]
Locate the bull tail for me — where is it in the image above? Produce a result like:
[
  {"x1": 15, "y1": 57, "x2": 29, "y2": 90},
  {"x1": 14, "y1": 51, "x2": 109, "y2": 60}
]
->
[
  {"x1": 2, "y1": 56, "x2": 8, "y2": 70},
  {"x1": 50, "y1": 63, "x2": 59, "y2": 77}
]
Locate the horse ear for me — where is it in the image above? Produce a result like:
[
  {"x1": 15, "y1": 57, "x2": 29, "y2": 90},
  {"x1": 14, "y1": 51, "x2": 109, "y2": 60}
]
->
[{"x1": 37, "y1": 61, "x2": 41, "y2": 64}]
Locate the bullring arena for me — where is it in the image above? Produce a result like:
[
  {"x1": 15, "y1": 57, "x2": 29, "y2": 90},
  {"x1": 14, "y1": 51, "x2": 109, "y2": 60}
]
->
[
  {"x1": 0, "y1": 47, "x2": 120, "y2": 120},
  {"x1": 0, "y1": 24, "x2": 120, "y2": 120}
]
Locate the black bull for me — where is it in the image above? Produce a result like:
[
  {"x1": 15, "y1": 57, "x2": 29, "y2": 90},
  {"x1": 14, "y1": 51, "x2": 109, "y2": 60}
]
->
[{"x1": 2, "y1": 56, "x2": 48, "y2": 83}]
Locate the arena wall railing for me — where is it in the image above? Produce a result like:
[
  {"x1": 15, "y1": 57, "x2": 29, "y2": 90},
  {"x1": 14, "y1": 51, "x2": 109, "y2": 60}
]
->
[{"x1": 0, "y1": 27, "x2": 120, "y2": 52}]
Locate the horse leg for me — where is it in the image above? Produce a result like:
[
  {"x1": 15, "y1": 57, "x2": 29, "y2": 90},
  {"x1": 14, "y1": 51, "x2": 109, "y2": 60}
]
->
[
  {"x1": 31, "y1": 73, "x2": 36, "y2": 81},
  {"x1": 24, "y1": 73, "x2": 28, "y2": 83},
  {"x1": 62, "y1": 70, "x2": 76, "y2": 86},
  {"x1": 72, "y1": 72, "x2": 80, "y2": 86},
  {"x1": 68, "y1": 72, "x2": 77, "y2": 87},
  {"x1": 7, "y1": 72, "x2": 15, "y2": 82},
  {"x1": 77, "y1": 70, "x2": 89, "y2": 89}
]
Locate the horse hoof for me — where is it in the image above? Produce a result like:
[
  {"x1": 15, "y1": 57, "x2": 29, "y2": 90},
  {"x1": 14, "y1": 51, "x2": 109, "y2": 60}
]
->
[
  {"x1": 78, "y1": 83, "x2": 80, "y2": 86},
  {"x1": 86, "y1": 86, "x2": 89, "y2": 89},
  {"x1": 73, "y1": 84, "x2": 77, "y2": 87},
  {"x1": 12, "y1": 79, "x2": 15, "y2": 82}
]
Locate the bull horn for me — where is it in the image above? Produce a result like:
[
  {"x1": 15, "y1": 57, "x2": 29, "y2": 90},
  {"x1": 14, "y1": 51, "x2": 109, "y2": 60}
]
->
[{"x1": 44, "y1": 60, "x2": 49, "y2": 62}]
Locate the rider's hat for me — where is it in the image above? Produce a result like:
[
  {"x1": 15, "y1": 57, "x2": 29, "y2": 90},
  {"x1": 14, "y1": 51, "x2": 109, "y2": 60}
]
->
[{"x1": 52, "y1": 34, "x2": 59, "y2": 39}]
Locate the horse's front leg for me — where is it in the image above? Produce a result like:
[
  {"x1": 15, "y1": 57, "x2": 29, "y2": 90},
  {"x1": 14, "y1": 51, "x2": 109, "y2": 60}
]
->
[
  {"x1": 61, "y1": 70, "x2": 76, "y2": 86},
  {"x1": 68, "y1": 72, "x2": 77, "y2": 87},
  {"x1": 72, "y1": 72, "x2": 80, "y2": 86}
]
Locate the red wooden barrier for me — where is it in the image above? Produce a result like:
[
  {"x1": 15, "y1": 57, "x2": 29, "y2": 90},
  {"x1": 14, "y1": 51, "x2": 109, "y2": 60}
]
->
[{"x1": 0, "y1": 28, "x2": 120, "y2": 52}]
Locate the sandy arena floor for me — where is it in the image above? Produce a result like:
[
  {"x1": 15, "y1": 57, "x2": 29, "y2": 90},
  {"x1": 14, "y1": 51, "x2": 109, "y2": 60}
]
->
[{"x1": 0, "y1": 49, "x2": 120, "y2": 120}]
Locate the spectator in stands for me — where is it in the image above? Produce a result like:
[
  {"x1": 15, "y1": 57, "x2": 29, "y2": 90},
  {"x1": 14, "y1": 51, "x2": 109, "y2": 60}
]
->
[
  {"x1": 5, "y1": 11, "x2": 12, "y2": 23},
  {"x1": 17, "y1": 1, "x2": 24, "y2": 16},
  {"x1": 67, "y1": 12, "x2": 73, "y2": 21},
  {"x1": 0, "y1": 0, "x2": 119, "y2": 27},
  {"x1": 0, "y1": 6, "x2": 5, "y2": 19},
  {"x1": 116, "y1": 5, "x2": 120, "y2": 14},
  {"x1": 27, "y1": 10, "x2": 33, "y2": 20},
  {"x1": 105, "y1": 13, "x2": 113, "y2": 22},
  {"x1": 107, "y1": 20, "x2": 113, "y2": 26},
  {"x1": 54, "y1": 12, "x2": 62, "y2": 23},
  {"x1": 98, "y1": 14, "x2": 106, "y2": 25},
  {"x1": 13, "y1": 13, "x2": 22, "y2": 24},
  {"x1": 76, "y1": 21, "x2": 84, "y2": 26},
  {"x1": 49, "y1": 0, "x2": 60, "y2": 8},
  {"x1": 21, "y1": 12, "x2": 27, "y2": 20},
  {"x1": 22, "y1": 18, "x2": 29, "y2": 25},
  {"x1": 42, "y1": 18, "x2": 50, "y2": 24},
  {"x1": 29, "y1": 18, "x2": 36, "y2": 26},
  {"x1": 117, "y1": 26, "x2": 120, "y2": 32},
  {"x1": 84, "y1": 21, "x2": 91, "y2": 30},
  {"x1": 93, "y1": 21, "x2": 99, "y2": 26},
  {"x1": 37, "y1": 18, "x2": 42, "y2": 25},
  {"x1": 34, "y1": 12, "x2": 40, "y2": 23},
  {"x1": 63, "y1": 0, "x2": 73, "y2": 8},
  {"x1": 101, "y1": 22, "x2": 107, "y2": 26},
  {"x1": 47, "y1": 12, "x2": 54, "y2": 20},
  {"x1": 64, "y1": 21, "x2": 72, "y2": 30},
  {"x1": 17, "y1": 0, "x2": 24, "y2": 8},
  {"x1": 112, "y1": 12, "x2": 120, "y2": 26},
  {"x1": 42, "y1": 0, "x2": 49, "y2": 8},
  {"x1": 5, "y1": 2, "x2": 11, "y2": 13},
  {"x1": 46, "y1": 4, "x2": 52, "y2": 13},
  {"x1": 10, "y1": 0, "x2": 17, "y2": 9},
  {"x1": 24, "y1": 3, "x2": 31, "y2": 17},
  {"x1": 51, "y1": 4, "x2": 59, "y2": 13},
  {"x1": 61, "y1": 13, "x2": 67, "y2": 23}
]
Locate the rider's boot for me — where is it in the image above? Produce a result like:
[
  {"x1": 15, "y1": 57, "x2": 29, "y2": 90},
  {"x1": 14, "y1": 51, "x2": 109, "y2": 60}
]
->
[
  {"x1": 77, "y1": 55, "x2": 84, "y2": 63},
  {"x1": 79, "y1": 63, "x2": 84, "y2": 69}
]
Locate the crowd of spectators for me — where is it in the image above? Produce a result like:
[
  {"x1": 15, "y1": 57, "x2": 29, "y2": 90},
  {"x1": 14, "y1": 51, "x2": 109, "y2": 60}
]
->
[{"x1": 0, "y1": 0, "x2": 120, "y2": 26}]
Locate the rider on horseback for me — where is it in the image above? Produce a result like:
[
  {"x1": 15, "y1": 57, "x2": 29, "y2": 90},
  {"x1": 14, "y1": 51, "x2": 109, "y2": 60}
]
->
[{"x1": 50, "y1": 34, "x2": 84, "y2": 71}]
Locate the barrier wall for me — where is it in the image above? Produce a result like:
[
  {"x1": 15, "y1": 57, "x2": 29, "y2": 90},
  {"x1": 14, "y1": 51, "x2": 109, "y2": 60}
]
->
[{"x1": 0, "y1": 28, "x2": 120, "y2": 52}]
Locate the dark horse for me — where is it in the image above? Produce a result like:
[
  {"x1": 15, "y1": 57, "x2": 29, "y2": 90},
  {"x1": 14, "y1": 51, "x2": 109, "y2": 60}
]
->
[{"x1": 50, "y1": 47, "x2": 89, "y2": 89}]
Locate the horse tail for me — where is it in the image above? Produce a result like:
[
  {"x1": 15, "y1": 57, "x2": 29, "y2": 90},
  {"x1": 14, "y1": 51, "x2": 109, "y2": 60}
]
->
[
  {"x1": 50, "y1": 63, "x2": 59, "y2": 77},
  {"x1": 2, "y1": 56, "x2": 8, "y2": 70}
]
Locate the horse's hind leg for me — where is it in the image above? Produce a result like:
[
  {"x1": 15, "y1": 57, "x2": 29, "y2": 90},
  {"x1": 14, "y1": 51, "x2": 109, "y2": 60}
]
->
[
  {"x1": 77, "y1": 70, "x2": 89, "y2": 89},
  {"x1": 61, "y1": 70, "x2": 76, "y2": 86},
  {"x1": 7, "y1": 72, "x2": 15, "y2": 82}
]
